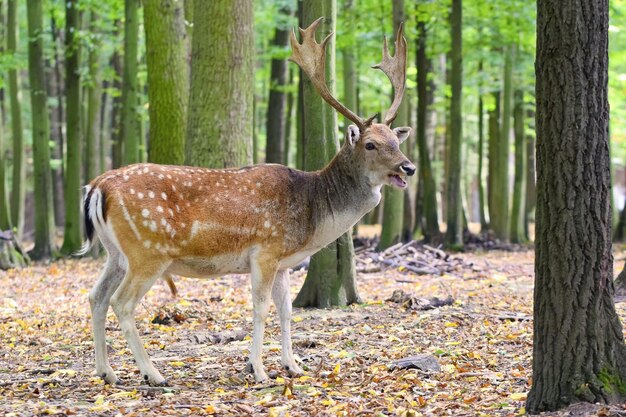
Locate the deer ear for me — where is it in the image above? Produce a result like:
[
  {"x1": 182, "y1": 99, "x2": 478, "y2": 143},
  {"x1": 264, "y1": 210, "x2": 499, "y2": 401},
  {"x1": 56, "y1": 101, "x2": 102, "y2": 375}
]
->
[
  {"x1": 346, "y1": 125, "x2": 361, "y2": 147},
  {"x1": 393, "y1": 127, "x2": 411, "y2": 144}
]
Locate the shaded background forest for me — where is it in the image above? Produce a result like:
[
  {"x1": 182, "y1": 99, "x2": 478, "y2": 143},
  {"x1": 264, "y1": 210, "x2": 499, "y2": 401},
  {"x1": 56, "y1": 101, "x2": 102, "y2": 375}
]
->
[{"x1": 2, "y1": 0, "x2": 626, "y2": 260}]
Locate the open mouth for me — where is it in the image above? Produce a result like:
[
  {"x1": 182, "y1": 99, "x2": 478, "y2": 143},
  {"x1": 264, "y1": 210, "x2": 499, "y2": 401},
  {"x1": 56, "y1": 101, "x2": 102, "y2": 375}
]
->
[{"x1": 388, "y1": 173, "x2": 408, "y2": 189}]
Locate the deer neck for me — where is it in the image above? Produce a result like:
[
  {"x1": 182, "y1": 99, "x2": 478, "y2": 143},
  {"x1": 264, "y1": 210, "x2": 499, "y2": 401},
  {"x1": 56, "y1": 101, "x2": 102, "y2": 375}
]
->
[{"x1": 314, "y1": 145, "x2": 382, "y2": 222}]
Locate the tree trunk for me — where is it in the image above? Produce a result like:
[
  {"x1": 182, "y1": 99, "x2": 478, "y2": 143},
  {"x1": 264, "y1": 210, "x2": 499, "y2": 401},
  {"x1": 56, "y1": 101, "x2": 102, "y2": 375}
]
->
[
  {"x1": 293, "y1": 0, "x2": 361, "y2": 308},
  {"x1": 49, "y1": 15, "x2": 65, "y2": 229},
  {"x1": 85, "y1": 11, "x2": 102, "y2": 181},
  {"x1": 379, "y1": 0, "x2": 408, "y2": 250},
  {"x1": 527, "y1": 0, "x2": 626, "y2": 411},
  {"x1": 415, "y1": 17, "x2": 440, "y2": 242},
  {"x1": 525, "y1": 108, "x2": 536, "y2": 239},
  {"x1": 144, "y1": 0, "x2": 189, "y2": 165},
  {"x1": 510, "y1": 88, "x2": 526, "y2": 243},
  {"x1": 444, "y1": 0, "x2": 462, "y2": 247},
  {"x1": 491, "y1": 46, "x2": 513, "y2": 242},
  {"x1": 7, "y1": 0, "x2": 25, "y2": 238},
  {"x1": 110, "y1": 48, "x2": 123, "y2": 169},
  {"x1": 487, "y1": 91, "x2": 500, "y2": 225},
  {"x1": 121, "y1": 0, "x2": 141, "y2": 165},
  {"x1": 185, "y1": 0, "x2": 253, "y2": 168},
  {"x1": 27, "y1": 0, "x2": 56, "y2": 259},
  {"x1": 477, "y1": 62, "x2": 488, "y2": 231},
  {"x1": 265, "y1": 6, "x2": 292, "y2": 164},
  {"x1": 61, "y1": 0, "x2": 83, "y2": 255},
  {"x1": 0, "y1": 1, "x2": 10, "y2": 231}
]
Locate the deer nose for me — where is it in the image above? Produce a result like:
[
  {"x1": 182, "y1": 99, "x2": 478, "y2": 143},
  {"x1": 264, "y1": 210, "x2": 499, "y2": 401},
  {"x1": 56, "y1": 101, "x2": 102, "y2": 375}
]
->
[{"x1": 400, "y1": 162, "x2": 416, "y2": 176}]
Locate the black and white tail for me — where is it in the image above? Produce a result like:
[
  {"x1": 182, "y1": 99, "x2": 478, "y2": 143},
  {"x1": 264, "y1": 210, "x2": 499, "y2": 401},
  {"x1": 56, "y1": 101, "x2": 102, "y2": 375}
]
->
[{"x1": 74, "y1": 185, "x2": 106, "y2": 256}]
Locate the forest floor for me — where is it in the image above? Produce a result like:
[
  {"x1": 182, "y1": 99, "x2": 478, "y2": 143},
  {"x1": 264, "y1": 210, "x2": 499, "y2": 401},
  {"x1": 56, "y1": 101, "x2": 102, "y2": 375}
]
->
[{"x1": 1, "y1": 247, "x2": 626, "y2": 416}]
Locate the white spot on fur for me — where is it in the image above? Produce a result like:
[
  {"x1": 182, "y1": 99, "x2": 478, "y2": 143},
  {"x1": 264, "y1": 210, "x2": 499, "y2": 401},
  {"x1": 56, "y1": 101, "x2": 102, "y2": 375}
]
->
[
  {"x1": 161, "y1": 218, "x2": 167, "y2": 226},
  {"x1": 123, "y1": 175, "x2": 129, "y2": 181},
  {"x1": 143, "y1": 240, "x2": 152, "y2": 248},
  {"x1": 158, "y1": 174, "x2": 164, "y2": 179},
  {"x1": 156, "y1": 206, "x2": 164, "y2": 213},
  {"x1": 148, "y1": 191, "x2": 155, "y2": 199},
  {"x1": 168, "y1": 208, "x2": 174, "y2": 217},
  {"x1": 142, "y1": 209, "x2": 150, "y2": 218},
  {"x1": 138, "y1": 192, "x2": 144, "y2": 199},
  {"x1": 150, "y1": 220, "x2": 157, "y2": 232},
  {"x1": 264, "y1": 220, "x2": 271, "y2": 228},
  {"x1": 161, "y1": 192, "x2": 167, "y2": 200},
  {"x1": 130, "y1": 188, "x2": 135, "y2": 195},
  {"x1": 143, "y1": 167, "x2": 149, "y2": 173}
]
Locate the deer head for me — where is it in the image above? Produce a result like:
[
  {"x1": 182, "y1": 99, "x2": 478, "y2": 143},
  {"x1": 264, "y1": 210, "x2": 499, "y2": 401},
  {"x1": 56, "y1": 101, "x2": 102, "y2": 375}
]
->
[{"x1": 289, "y1": 17, "x2": 415, "y2": 189}]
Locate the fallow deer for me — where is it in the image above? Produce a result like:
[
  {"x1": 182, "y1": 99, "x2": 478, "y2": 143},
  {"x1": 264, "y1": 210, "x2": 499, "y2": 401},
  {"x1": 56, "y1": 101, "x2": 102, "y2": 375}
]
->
[{"x1": 79, "y1": 17, "x2": 415, "y2": 385}]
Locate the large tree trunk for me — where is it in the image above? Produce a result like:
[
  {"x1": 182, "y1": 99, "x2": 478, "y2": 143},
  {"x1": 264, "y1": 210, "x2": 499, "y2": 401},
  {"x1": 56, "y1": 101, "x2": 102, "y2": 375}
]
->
[
  {"x1": 293, "y1": 0, "x2": 361, "y2": 308},
  {"x1": 265, "y1": 6, "x2": 292, "y2": 164},
  {"x1": 7, "y1": 0, "x2": 25, "y2": 239},
  {"x1": 121, "y1": 0, "x2": 141, "y2": 165},
  {"x1": 185, "y1": 0, "x2": 253, "y2": 168},
  {"x1": 61, "y1": 0, "x2": 83, "y2": 255},
  {"x1": 144, "y1": 0, "x2": 189, "y2": 165},
  {"x1": 27, "y1": 0, "x2": 56, "y2": 259},
  {"x1": 415, "y1": 17, "x2": 440, "y2": 242},
  {"x1": 49, "y1": 15, "x2": 65, "y2": 229},
  {"x1": 379, "y1": 0, "x2": 408, "y2": 250},
  {"x1": 510, "y1": 88, "x2": 526, "y2": 243},
  {"x1": 444, "y1": 0, "x2": 462, "y2": 247},
  {"x1": 0, "y1": 1, "x2": 10, "y2": 231},
  {"x1": 527, "y1": 0, "x2": 626, "y2": 411}
]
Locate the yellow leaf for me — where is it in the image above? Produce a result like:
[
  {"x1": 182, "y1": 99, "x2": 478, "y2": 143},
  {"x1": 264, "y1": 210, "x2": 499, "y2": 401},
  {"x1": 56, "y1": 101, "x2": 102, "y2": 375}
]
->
[
  {"x1": 94, "y1": 395, "x2": 105, "y2": 405},
  {"x1": 269, "y1": 406, "x2": 290, "y2": 417},
  {"x1": 442, "y1": 364, "x2": 457, "y2": 374},
  {"x1": 332, "y1": 363, "x2": 341, "y2": 375},
  {"x1": 205, "y1": 405, "x2": 216, "y2": 414},
  {"x1": 517, "y1": 406, "x2": 526, "y2": 415},
  {"x1": 444, "y1": 321, "x2": 459, "y2": 327},
  {"x1": 510, "y1": 392, "x2": 527, "y2": 401},
  {"x1": 321, "y1": 398, "x2": 336, "y2": 406},
  {"x1": 297, "y1": 375, "x2": 312, "y2": 382},
  {"x1": 283, "y1": 386, "x2": 292, "y2": 397},
  {"x1": 276, "y1": 377, "x2": 285, "y2": 384},
  {"x1": 108, "y1": 390, "x2": 138, "y2": 399},
  {"x1": 169, "y1": 361, "x2": 185, "y2": 367},
  {"x1": 293, "y1": 316, "x2": 303, "y2": 323}
]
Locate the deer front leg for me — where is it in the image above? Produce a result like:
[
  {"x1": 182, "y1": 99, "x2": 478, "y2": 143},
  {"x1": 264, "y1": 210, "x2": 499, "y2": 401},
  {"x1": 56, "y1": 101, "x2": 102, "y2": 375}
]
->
[
  {"x1": 110, "y1": 265, "x2": 168, "y2": 386},
  {"x1": 272, "y1": 269, "x2": 304, "y2": 376},
  {"x1": 248, "y1": 257, "x2": 279, "y2": 382}
]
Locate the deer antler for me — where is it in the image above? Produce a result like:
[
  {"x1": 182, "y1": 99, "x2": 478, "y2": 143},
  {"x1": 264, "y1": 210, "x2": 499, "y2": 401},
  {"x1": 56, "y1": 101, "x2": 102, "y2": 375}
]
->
[
  {"x1": 373, "y1": 23, "x2": 407, "y2": 126},
  {"x1": 289, "y1": 17, "x2": 375, "y2": 131}
]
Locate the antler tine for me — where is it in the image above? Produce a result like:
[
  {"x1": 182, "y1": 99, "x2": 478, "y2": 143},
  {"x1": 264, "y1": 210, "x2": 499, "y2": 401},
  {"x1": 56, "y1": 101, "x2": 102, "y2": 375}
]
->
[
  {"x1": 289, "y1": 17, "x2": 371, "y2": 131},
  {"x1": 372, "y1": 23, "x2": 407, "y2": 126}
]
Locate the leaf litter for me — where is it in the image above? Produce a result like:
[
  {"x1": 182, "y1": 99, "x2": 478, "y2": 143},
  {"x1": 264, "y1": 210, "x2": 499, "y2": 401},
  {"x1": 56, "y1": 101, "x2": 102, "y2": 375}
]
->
[{"x1": 1, "y1": 249, "x2": 625, "y2": 416}]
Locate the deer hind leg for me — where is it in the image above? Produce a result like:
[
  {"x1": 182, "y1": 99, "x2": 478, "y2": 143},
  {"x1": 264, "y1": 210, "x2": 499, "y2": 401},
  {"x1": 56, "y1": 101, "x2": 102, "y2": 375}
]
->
[
  {"x1": 89, "y1": 250, "x2": 125, "y2": 384},
  {"x1": 110, "y1": 262, "x2": 169, "y2": 385},
  {"x1": 272, "y1": 269, "x2": 304, "y2": 376},
  {"x1": 248, "y1": 256, "x2": 279, "y2": 382}
]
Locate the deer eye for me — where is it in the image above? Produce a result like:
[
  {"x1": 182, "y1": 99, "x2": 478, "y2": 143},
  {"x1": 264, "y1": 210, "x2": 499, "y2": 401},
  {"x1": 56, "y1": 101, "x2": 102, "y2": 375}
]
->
[{"x1": 365, "y1": 143, "x2": 376, "y2": 151}]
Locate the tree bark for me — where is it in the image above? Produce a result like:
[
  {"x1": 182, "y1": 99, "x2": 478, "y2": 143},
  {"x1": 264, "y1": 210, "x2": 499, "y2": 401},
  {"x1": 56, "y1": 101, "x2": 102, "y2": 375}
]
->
[
  {"x1": 185, "y1": 0, "x2": 253, "y2": 168},
  {"x1": 510, "y1": 88, "x2": 526, "y2": 243},
  {"x1": 524, "y1": 108, "x2": 536, "y2": 240},
  {"x1": 415, "y1": 16, "x2": 440, "y2": 242},
  {"x1": 27, "y1": 0, "x2": 56, "y2": 259},
  {"x1": 0, "y1": 1, "x2": 10, "y2": 231},
  {"x1": 144, "y1": 0, "x2": 189, "y2": 165},
  {"x1": 7, "y1": 0, "x2": 25, "y2": 238},
  {"x1": 265, "y1": 6, "x2": 292, "y2": 164},
  {"x1": 61, "y1": 0, "x2": 83, "y2": 255},
  {"x1": 444, "y1": 0, "x2": 463, "y2": 247},
  {"x1": 477, "y1": 61, "x2": 488, "y2": 231},
  {"x1": 527, "y1": 0, "x2": 626, "y2": 411},
  {"x1": 121, "y1": 0, "x2": 141, "y2": 165},
  {"x1": 293, "y1": 0, "x2": 361, "y2": 308}
]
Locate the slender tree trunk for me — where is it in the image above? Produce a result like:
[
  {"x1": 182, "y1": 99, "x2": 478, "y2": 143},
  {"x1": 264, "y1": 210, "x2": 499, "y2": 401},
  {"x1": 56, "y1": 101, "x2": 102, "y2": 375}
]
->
[
  {"x1": 85, "y1": 12, "x2": 102, "y2": 181},
  {"x1": 7, "y1": 0, "x2": 25, "y2": 237},
  {"x1": 444, "y1": 0, "x2": 463, "y2": 247},
  {"x1": 61, "y1": 0, "x2": 83, "y2": 254},
  {"x1": 525, "y1": 107, "x2": 536, "y2": 240},
  {"x1": 49, "y1": 15, "x2": 65, "y2": 229},
  {"x1": 415, "y1": 17, "x2": 440, "y2": 242},
  {"x1": 27, "y1": 0, "x2": 56, "y2": 259},
  {"x1": 265, "y1": 7, "x2": 292, "y2": 164},
  {"x1": 284, "y1": 67, "x2": 296, "y2": 165},
  {"x1": 293, "y1": 0, "x2": 361, "y2": 308},
  {"x1": 110, "y1": 48, "x2": 123, "y2": 169},
  {"x1": 121, "y1": 0, "x2": 141, "y2": 165},
  {"x1": 144, "y1": 0, "x2": 189, "y2": 165},
  {"x1": 487, "y1": 91, "x2": 500, "y2": 223},
  {"x1": 0, "y1": 6, "x2": 9, "y2": 231},
  {"x1": 527, "y1": 0, "x2": 626, "y2": 411},
  {"x1": 379, "y1": 0, "x2": 408, "y2": 250},
  {"x1": 185, "y1": 0, "x2": 253, "y2": 168},
  {"x1": 510, "y1": 88, "x2": 526, "y2": 243},
  {"x1": 477, "y1": 62, "x2": 488, "y2": 230}
]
